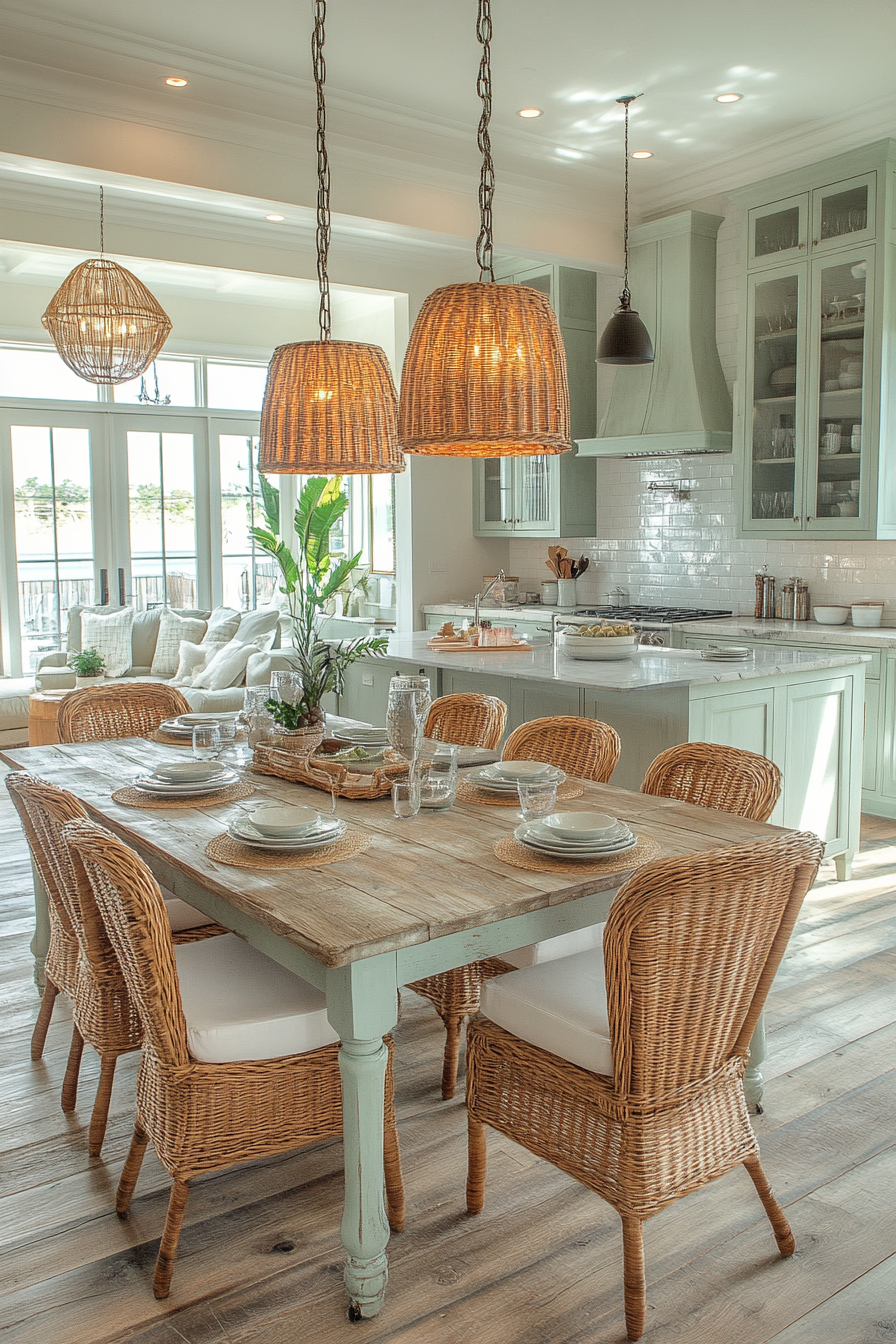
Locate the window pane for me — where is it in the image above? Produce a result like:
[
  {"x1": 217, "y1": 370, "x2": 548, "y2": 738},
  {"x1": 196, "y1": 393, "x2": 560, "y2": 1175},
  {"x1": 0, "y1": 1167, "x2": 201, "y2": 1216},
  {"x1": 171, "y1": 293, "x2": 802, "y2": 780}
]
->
[
  {"x1": 127, "y1": 431, "x2": 198, "y2": 610},
  {"x1": 219, "y1": 434, "x2": 277, "y2": 611},
  {"x1": 12, "y1": 424, "x2": 94, "y2": 669},
  {"x1": 114, "y1": 359, "x2": 198, "y2": 406},
  {"x1": 0, "y1": 348, "x2": 99, "y2": 401},
  {"x1": 370, "y1": 474, "x2": 395, "y2": 573},
  {"x1": 207, "y1": 362, "x2": 268, "y2": 411}
]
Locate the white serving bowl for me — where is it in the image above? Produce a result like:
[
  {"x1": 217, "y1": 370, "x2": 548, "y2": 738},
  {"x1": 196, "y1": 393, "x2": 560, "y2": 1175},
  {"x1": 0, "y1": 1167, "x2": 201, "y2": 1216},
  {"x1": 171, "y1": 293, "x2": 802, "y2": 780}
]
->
[
  {"x1": 542, "y1": 811, "x2": 620, "y2": 842},
  {"x1": 153, "y1": 761, "x2": 227, "y2": 783},
  {"x1": 250, "y1": 804, "x2": 322, "y2": 838},
  {"x1": 561, "y1": 632, "x2": 639, "y2": 661},
  {"x1": 493, "y1": 760, "x2": 555, "y2": 783},
  {"x1": 851, "y1": 602, "x2": 884, "y2": 628},
  {"x1": 812, "y1": 606, "x2": 850, "y2": 625}
]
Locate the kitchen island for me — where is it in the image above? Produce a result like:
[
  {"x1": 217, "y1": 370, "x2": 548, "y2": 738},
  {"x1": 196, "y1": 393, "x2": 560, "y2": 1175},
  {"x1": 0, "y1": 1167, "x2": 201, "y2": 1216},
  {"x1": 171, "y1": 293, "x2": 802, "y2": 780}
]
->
[{"x1": 338, "y1": 632, "x2": 867, "y2": 879}]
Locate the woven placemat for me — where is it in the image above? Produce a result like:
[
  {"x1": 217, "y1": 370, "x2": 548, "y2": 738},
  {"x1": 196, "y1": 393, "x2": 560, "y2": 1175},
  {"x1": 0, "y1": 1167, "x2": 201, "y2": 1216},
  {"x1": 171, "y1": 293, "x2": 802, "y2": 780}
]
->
[
  {"x1": 206, "y1": 829, "x2": 372, "y2": 871},
  {"x1": 151, "y1": 728, "x2": 193, "y2": 746},
  {"x1": 456, "y1": 777, "x2": 585, "y2": 807},
  {"x1": 112, "y1": 780, "x2": 255, "y2": 809},
  {"x1": 494, "y1": 834, "x2": 660, "y2": 876}
]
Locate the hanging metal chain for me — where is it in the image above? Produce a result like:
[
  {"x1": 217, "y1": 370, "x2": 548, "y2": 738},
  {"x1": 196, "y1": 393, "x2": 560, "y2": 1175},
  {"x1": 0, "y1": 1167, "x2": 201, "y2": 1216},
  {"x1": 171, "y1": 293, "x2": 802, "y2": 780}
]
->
[
  {"x1": 99, "y1": 185, "x2": 105, "y2": 255},
  {"x1": 616, "y1": 94, "x2": 641, "y2": 308},
  {"x1": 313, "y1": 0, "x2": 331, "y2": 341},
  {"x1": 475, "y1": 0, "x2": 495, "y2": 283}
]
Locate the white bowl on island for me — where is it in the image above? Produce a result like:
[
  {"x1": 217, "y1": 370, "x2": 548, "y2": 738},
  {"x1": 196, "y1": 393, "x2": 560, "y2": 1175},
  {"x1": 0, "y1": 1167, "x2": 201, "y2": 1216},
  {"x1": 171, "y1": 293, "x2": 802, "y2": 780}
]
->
[
  {"x1": 561, "y1": 631, "x2": 639, "y2": 661},
  {"x1": 812, "y1": 606, "x2": 850, "y2": 625}
]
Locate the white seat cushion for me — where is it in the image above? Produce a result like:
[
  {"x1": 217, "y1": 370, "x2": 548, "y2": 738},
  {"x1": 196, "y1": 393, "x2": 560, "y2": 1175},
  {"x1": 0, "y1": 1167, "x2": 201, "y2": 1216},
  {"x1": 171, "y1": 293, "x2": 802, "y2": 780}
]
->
[
  {"x1": 501, "y1": 921, "x2": 608, "y2": 969},
  {"x1": 163, "y1": 897, "x2": 213, "y2": 932},
  {"x1": 174, "y1": 933, "x2": 339, "y2": 1063},
  {"x1": 480, "y1": 943, "x2": 613, "y2": 1078}
]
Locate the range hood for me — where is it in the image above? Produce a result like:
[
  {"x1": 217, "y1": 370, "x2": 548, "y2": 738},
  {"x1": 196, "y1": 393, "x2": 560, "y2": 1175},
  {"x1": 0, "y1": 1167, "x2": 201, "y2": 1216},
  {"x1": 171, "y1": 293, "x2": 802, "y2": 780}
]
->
[{"x1": 577, "y1": 210, "x2": 733, "y2": 458}]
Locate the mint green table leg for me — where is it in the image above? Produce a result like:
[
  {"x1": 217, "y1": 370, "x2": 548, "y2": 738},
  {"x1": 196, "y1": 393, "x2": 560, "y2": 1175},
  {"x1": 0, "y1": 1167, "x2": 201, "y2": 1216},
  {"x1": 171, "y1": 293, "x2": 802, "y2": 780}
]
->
[
  {"x1": 326, "y1": 957, "x2": 399, "y2": 1320},
  {"x1": 834, "y1": 851, "x2": 853, "y2": 881},
  {"x1": 744, "y1": 1013, "x2": 766, "y2": 1110},
  {"x1": 30, "y1": 859, "x2": 50, "y2": 993}
]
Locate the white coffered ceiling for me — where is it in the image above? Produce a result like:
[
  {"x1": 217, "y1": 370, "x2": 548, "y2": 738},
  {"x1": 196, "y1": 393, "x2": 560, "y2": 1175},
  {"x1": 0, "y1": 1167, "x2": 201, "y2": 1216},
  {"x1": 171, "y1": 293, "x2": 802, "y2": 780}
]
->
[{"x1": 2, "y1": 0, "x2": 896, "y2": 262}]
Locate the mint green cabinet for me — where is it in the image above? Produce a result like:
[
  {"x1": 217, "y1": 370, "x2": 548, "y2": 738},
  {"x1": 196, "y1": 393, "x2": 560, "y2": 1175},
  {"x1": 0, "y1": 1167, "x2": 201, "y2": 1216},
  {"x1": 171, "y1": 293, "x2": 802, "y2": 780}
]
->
[
  {"x1": 473, "y1": 263, "x2": 596, "y2": 539},
  {"x1": 337, "y1": 659, "x2": 439, "y2": 726},
  {"x1": 733, "y1": 142, "x2": 896, "y2": 541}
]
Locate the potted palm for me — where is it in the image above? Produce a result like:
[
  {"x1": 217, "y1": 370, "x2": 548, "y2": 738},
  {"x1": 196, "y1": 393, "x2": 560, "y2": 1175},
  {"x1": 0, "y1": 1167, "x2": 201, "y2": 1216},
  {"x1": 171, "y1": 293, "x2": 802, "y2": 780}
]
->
[
  {"x1": 250, "y1": 474, "x2": 389, "y2": 751},
  {"x1": 68, "y1": 647, "x2": 106, "y2": 688}
]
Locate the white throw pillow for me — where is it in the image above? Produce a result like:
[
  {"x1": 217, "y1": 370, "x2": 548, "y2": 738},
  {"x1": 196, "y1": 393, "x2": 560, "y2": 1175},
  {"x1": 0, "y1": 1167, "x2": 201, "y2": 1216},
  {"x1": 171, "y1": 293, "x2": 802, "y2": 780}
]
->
[
  {"x1": 235, "y1": 607, "x2": 282, "y2": 646},
  {"x1": 151, "y1": 609, "x2": 208, "y2": 677},
  {"x1": 80, "y1": 608, "x2": 135, "y2": 678},
  {"x1": 203, "y1": 606, "x2": 241, "y2": 647},
  {"x1": 191, "y1": 637, "x2": 267, "y2": 691},
  {"x1": 172, "y1": 640, "x2": 209, "y2": 686}
]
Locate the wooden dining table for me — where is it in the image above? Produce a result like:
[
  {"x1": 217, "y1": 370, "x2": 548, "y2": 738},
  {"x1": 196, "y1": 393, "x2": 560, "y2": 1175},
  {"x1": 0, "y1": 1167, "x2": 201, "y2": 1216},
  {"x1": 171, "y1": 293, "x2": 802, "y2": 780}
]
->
[{"x1": 2, "y1": 736, "x2": 791, "y2": 1319}]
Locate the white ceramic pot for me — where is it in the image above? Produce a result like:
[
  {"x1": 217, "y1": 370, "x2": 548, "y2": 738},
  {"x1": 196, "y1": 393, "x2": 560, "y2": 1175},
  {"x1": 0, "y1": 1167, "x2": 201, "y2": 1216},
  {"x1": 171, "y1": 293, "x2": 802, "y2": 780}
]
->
[
  {"x1": 812, "y1": 607, "x2": 850, "y2": 625},
  {"x1": 556, "y1": 578, "x2": 578, "y2": 608},
  {"x1": 851, "y1": 603, "x2": 884, "y2": 628},
  {"x1": 74, "y1": 674, "x2": 105, "y2": 689}
]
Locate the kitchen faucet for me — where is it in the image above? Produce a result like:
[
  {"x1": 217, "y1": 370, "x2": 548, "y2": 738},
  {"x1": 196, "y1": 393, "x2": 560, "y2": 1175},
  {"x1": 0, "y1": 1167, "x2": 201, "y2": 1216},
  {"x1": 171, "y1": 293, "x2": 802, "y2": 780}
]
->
[{"x1": 474, "y1": 569, "x2": 505, "y2": 628}]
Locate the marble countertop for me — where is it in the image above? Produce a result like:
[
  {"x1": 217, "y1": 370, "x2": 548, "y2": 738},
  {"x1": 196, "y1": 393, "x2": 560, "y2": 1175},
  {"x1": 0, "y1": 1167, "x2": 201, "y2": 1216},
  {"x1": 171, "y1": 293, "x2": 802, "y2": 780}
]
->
[
  {"x1": 385, "y1": 632, "x2": 867, "y2": 692},
  {"x1": 677, "y1": 618, "x2": 896, "y2": 647}
]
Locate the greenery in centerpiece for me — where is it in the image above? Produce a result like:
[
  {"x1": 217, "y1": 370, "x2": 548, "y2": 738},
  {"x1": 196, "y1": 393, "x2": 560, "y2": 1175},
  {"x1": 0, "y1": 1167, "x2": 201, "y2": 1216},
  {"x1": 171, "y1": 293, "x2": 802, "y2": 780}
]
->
[
  {"x1": 250, "y1": 474, "x2": 388, "y2": 727},
  {"x1": 67, "y1": 647, "x2": 105, "y2": 677}
]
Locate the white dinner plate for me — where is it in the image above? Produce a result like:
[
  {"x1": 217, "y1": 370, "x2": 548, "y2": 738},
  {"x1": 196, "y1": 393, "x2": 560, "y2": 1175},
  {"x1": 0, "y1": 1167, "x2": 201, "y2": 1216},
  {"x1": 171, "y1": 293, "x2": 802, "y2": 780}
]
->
[
  {"x1": 133, "y1": 771, "x2": 238, "y2": 796},
  {"x1": 528, "y1": 818, "x2": 631, "y2": 846},
  {"x1": 175, "y1": 712, "x2": 240, "y2": 726},
  {"x1": 515, "y1": 823, "x2": 638, "y2": 858},
  {"x1": 468, "y1": 764, "x2": 565, "y2": 791},
  {"x1": 332, "y1": 728, "x2": 389, "y2": 746},
  {"x1": 159, "y1": 720, "x2": 195, "y2": 737},
  {"x1": 228, "y1": 817, "x2": 346, "y2": 850}
]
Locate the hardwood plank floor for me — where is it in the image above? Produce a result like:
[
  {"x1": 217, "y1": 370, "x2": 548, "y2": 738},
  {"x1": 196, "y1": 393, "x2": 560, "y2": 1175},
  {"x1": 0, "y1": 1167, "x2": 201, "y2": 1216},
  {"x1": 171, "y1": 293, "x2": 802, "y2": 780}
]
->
[{"x1": 0, "y1": 774, "x2": 893, "y2": 1344}]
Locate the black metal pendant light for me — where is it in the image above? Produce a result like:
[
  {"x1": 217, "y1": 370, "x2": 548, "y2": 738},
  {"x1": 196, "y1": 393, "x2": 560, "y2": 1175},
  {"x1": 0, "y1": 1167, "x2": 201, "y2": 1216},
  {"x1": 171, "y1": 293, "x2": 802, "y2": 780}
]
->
[{"x1": 597, "y1": 95, "x2": 655, "y2": 366}]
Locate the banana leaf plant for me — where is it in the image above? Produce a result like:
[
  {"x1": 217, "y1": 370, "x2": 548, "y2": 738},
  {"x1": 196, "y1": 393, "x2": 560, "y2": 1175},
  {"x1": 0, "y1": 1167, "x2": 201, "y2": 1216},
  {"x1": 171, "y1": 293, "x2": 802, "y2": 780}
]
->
[{"x1": 250, "y1": 475, "x2": 388, "y2": 724}]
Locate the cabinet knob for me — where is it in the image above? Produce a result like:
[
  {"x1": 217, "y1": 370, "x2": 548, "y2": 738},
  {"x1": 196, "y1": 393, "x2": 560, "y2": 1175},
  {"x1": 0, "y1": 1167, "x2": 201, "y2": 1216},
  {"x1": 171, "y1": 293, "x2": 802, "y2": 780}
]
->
[
  {"x1": 798, "y1": 243, "x2": 805, "y2": 250},
  {"x1": 806, "y1": 515, "x2": 812, "y2": 522},
  {"x1": 793, "y1": 515, "x2": 799, "y2": 523},
  {"x1": 812, "y1": 239, "x2": 819, "y2": 246}
]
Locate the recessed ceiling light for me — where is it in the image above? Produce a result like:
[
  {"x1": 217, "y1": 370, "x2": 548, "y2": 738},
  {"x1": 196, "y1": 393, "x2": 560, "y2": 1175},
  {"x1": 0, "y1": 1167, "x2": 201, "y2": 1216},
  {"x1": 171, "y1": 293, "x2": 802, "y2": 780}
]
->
[
  {"x1": 165, "y1": 76, "x2": 188, "y2": 87},
  {"x1": 265, "y1": 214, "x2": 285, "y2": 222},
  {"x1": 631, "y1": 150, "x2": 653, "y2": 159},
  {"x1": 715, "y1": 92, "x2": 743, "y2": 103},
  {"x1": 517, "y1": 107, "x2": 542, "y2": 118}
]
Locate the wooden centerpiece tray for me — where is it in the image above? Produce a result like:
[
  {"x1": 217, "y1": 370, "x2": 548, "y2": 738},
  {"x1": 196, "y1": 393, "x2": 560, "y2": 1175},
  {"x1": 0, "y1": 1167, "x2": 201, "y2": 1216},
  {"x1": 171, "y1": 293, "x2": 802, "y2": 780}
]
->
[
  {"x1": 252, "y1": 742, "x2": 409, "y2": 799},
  {"x1": 426, "y1": 639, "x2": 533, "y2": 653}
]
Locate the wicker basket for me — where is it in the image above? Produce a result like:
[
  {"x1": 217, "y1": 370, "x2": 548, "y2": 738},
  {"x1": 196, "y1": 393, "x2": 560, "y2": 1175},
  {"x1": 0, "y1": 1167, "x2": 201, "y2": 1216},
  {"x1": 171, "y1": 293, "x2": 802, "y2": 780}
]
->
[{"x1": 252, "y1": 743, "x2": 409, "y2": 799}]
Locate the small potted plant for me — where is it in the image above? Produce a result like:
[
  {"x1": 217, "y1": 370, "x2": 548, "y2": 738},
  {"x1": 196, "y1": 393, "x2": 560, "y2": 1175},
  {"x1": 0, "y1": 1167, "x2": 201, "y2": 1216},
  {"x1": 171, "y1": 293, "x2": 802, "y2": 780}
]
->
[{"x1": 68, "y1": 647, "x2": 106, "y2": 688}]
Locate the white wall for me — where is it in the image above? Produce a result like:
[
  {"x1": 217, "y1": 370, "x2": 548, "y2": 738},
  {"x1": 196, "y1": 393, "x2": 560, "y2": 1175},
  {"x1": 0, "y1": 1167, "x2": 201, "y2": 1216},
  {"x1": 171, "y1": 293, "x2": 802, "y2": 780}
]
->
[{"x1": 508, "y1": 198, "x2": 896, "y2": 623}]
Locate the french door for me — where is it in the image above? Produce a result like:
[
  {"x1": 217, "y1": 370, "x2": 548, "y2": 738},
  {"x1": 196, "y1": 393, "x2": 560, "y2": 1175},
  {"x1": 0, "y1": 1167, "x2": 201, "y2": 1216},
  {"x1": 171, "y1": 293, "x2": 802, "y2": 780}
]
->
[{"x1": 1, "y1": 408, "x2": 262, "y2": 676}]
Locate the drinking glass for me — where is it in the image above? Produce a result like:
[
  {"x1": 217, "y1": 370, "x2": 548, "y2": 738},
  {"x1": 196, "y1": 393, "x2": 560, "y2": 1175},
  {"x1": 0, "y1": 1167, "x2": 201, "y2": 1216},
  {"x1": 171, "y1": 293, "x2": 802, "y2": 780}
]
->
[
  {"x1": 192, "y1": 724, "x2": 222, "y2": 760},
  {"x1": 419, "y1": 745, "x2": 459, "y2": 810},
  {"x1": 270, "y1": 670, "x2": 302, "y2": 705},
  {"x1": 386, "y1": 676, "x2": 431, "y2": 763},
  {"x1": 392, "y1": 780, "x2": 421, "y2": 819},
  {"x1": 517, "y1": 779, "x2": 558, "y2": 821}
]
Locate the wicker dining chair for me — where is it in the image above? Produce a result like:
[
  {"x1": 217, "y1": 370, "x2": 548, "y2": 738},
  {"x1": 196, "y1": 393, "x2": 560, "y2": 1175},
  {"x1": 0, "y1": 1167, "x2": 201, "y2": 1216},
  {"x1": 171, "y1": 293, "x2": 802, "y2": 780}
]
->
[
  {"x1": 466, "y1": 831, "x2": 824, "y2": 1340},
  {"x1": 406, "y1": 694, "x2": 509, "y2": 1101},
  {"x1": 5, "y1": 772, "x2": 223, "y2": 1156},
  {"x1": 502, "y1": 715, "x2": 621, "y2": 782},
  {"x1": 642, "y1": 741, "x2": 782, "y2": 822},
  {"x1": 424, "y1": 693, "x2": 507, "y2": 750},
  {"x1": 62, "y1": 817, "x2": 405, "y2": 1299},
  {"x1": 58, "y1": 683, "x2": 190, "y2": 743}
]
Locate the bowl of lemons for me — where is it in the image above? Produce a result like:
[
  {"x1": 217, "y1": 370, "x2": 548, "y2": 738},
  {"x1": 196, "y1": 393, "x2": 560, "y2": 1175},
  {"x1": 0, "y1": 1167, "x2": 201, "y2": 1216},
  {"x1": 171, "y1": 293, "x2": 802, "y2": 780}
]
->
[{"x1": 560, "y1": 622, "x2": 639, "y2": 661}]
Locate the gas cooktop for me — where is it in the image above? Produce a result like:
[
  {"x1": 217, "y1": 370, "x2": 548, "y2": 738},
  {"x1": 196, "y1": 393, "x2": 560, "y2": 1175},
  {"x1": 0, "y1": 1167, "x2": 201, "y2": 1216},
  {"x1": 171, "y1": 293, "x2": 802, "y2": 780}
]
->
[{"x1": 574, "y1": 605, "x2": 733, "y2": 626}]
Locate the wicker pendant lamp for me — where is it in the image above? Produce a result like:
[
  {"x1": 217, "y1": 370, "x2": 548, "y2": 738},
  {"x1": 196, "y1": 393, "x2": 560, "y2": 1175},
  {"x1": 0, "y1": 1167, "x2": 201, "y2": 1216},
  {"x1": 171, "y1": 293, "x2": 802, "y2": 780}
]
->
[
  {"x1": 41, "y1": 188, "x2": 172, "y2": 385},
  {"x1": 597, "y1": 96, "x2": 655, "y2": 366},
  {"x1": 398, "y1": 0, "x2": 571, "y2": 457},
  {"x1": 258, "y1": 0, "x2": 403, "y2": 475}
]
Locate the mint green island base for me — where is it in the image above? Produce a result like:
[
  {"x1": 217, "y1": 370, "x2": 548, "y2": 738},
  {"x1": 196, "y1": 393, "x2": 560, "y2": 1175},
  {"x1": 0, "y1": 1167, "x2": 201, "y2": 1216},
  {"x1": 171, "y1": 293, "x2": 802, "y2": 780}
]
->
[{"x1": 338, "y1": 635, "x2": 866, "y2": 1106}]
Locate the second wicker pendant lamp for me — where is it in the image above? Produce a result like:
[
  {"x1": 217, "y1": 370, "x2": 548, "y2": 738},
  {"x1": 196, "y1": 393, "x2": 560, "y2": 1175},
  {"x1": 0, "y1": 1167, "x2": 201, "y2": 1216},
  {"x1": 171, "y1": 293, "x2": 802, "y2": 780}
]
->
[
  {"x1": 258, "y1": 0, "x2": 404, "y2": 475},
  {"x1": 398, "y1": 0, "x2": 571, "y2": 457}
]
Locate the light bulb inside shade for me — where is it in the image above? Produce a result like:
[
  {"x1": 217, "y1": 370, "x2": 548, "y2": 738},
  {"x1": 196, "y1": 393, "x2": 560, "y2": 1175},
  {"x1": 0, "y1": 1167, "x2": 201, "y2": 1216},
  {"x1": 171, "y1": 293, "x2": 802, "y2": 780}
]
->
[
  {"x1": 715, "y1": 92, "x2": 743, "y2": 103},
  {"x1": 517, "y1": 107, "x2": 542, "y2": 118},
  {"x1": 165, "y1": 77, "x2": 188, "y2": 87},
  {"x1": 631, "y1": 150, "x2": 653, "y2": 159}
]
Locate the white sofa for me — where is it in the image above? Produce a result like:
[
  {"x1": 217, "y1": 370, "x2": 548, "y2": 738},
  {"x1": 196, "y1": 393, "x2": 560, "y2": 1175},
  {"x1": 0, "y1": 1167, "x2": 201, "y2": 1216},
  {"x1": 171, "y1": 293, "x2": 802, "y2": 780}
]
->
[{"x1": 0, "y1": 605, "x2": 297, "y2": 748}]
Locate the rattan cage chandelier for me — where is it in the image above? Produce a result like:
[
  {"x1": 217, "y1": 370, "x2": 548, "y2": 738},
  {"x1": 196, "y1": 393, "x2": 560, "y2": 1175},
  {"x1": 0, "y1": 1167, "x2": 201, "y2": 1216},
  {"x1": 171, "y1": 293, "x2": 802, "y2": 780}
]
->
[
  {"x1": 397, "y1": 0, "x2": 570, "y2": 457},
  {"x1": 258, "y1": 0, "x2": 403, "y2": 475},
  {"x1": 597, "y1": 96, "x2": 655, "y2": 366},
  {"x1": 41, "y1": 188, "x2": 172, "y2": 385}
]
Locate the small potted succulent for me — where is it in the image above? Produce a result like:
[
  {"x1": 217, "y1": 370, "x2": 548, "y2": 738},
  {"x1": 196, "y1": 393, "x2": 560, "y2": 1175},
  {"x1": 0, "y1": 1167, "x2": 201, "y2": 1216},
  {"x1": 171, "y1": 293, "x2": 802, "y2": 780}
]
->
[{"x1": 68, "y1": 647, "x2": 106, "y2": 688}]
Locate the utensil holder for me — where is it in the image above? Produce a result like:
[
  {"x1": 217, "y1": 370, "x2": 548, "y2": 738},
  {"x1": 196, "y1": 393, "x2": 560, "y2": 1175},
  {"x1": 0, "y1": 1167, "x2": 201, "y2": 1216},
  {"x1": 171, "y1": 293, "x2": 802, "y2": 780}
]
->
[{"x1": 557, "y1": 578, "x2": 578, "y2": 608}]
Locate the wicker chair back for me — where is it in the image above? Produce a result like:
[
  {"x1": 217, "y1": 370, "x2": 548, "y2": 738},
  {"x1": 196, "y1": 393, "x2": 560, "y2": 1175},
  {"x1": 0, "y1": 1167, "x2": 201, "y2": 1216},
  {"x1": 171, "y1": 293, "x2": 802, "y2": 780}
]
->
[
  {"x1": 502, "y1": 715, "x2": 620, "y2": 782},
  {"x1": 58, "y1": 684, "x2": 190, "y2": 743},
  {"x1": 641, "y1": 742, "x2": 782, "y2": 822},
  {"x1": 424, "y1": 693, "x2": 507, "y2": 749}
]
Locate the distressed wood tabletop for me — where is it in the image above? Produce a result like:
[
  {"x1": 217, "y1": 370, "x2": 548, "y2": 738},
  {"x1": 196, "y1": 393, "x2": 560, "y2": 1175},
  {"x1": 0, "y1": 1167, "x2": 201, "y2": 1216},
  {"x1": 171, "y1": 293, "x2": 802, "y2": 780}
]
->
[{"x1": 2, "y1": 739, "x2": 789, "y2": 968}]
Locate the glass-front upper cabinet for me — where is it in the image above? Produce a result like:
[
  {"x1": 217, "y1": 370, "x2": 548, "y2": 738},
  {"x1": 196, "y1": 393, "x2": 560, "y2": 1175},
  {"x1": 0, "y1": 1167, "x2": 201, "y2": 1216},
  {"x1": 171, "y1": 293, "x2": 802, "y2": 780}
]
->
[
  {"x1": 474, "y1": 456, "x2": 555, "y2": 535},
  {"x1": 807, "y1": 248, "x2": 870, "y2": 533},
  {"x1": 746, "y1": 267, "x2": 806, "y2": 529},
  {"x1": 811, "y1": 174, "x2": 875, "y2": 252},
  {"x1": 749, "y1": 194, "x2": 807, "y2": 266}
]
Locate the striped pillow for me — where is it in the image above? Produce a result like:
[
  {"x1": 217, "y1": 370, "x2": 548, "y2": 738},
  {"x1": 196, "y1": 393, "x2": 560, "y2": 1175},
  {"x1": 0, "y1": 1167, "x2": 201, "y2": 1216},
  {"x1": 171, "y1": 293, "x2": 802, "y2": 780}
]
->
[
  {"x1": 151, "y1": 609, "x2": 208, "y2": 678},
  {"x1": 79, "y1": 607, "x2": 135, "y2": 678}
]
